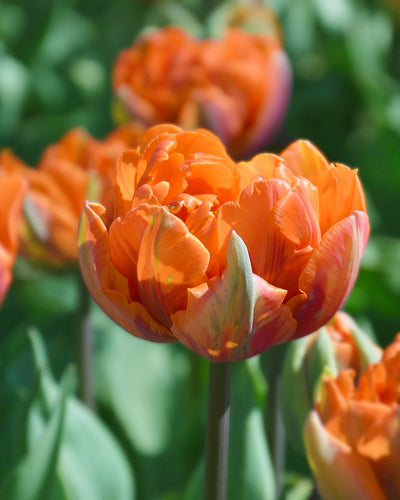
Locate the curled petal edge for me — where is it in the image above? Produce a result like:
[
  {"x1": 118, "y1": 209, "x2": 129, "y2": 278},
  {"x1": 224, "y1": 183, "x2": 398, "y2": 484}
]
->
[
  {"x1": 304, "y1": 411, "x2": 386, "y2": 500},
  {"x1": 78, "y1": 202, "x2": 174, "y2": 343}
]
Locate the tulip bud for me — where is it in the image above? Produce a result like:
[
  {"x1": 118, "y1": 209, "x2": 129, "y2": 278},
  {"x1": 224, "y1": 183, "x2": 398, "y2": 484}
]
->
[{"x1": 281, "y1": 311, "x2": 382, "y2": 452}]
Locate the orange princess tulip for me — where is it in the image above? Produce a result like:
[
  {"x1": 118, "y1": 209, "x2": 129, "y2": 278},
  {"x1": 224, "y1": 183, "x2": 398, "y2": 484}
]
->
[
  {"x1": 0, "y1": 124, "x2": 144, "y2": 264},
  {"x1": 305, "y1": 334, "x2": 400, "y2": 500},
  {"x1": 78, "y1": 127, "x2": 369, "y2": 361},
  {"x1": 0, "y1": 172, "x2": 27, "y2": 303},
  {"x1": 113, "y1": 27, "x2": 291, "y2": 159}
]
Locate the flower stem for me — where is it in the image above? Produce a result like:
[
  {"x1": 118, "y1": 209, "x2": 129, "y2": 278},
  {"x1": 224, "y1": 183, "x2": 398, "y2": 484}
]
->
[
  {"x1": 264, "y1": 344, "x2": 287, "y2": 499},
  {"x1": 76, "y1": 272, "x2": 96, "y2": 410},
  {"x1": 204, "y1": 361, "x2": 231, "y2": 500}
]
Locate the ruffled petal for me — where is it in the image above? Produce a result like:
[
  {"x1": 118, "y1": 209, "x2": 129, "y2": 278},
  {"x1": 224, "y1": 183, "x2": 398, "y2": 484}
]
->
[
  {"x1": 304, "y1": 411, "x2": 386, "y2": 500},
  {"x1": 170, "y1": 231, "x2": 256, "y2": 361},
  {"x1": 137, "y1": 207, "x2": 209, "y2": 327},
  {"x1": 248, "y1": 275, "x2": 296, "y2": 356},
  {"x1": 78, "y1": 202, "x2": 173, "y2": 342},
  {"x1": 292, "y1": 211, "x2": 370, "y2": 338}
]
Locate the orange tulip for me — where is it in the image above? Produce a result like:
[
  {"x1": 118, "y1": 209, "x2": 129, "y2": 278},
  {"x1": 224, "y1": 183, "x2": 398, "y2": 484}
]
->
[
  {"x1": 305, "y1": 334, "x2": 400, "y2": 500},
  {"x1": 0, "y1": 124, "x2": 144, "y2": 264},
  {"x1": 78, "y1": 126, "x2": 369, "y2": 361},
  {"x1": 0, "y1": 172, "x2": 27, "y2": 303},
  {"x1": 281, "y1": 311, "x2": 382, "y2": 452},
  {"x1": 113, "y1": 26, "x2": 291, "y2": 159}
]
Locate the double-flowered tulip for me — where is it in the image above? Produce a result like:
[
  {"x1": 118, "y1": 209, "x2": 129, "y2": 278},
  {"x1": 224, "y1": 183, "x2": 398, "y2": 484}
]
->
[
  {"x1": 281, "y1": 311, "x2": 382, "y2": 452},
  {"x1": 305, "y1": 334, "x2": 400, "y2": 500},
  {"x1": 0, "y1": 124, "x2": 143, "y2": 264},
  {"x1": 0, "y1": 172, "x2": 27, "y2": 303},
  {"x1": 78, "y1": 125, "x2": 369, "y2": 361},
  {"x1": 113, "y1": 27, "x2": 291, "y2": 159}
]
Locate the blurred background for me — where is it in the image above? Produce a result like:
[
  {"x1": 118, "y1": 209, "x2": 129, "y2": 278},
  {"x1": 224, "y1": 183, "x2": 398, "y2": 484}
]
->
[{"x1": 1, "y1": 0, "x2": 400, "y2": 499}]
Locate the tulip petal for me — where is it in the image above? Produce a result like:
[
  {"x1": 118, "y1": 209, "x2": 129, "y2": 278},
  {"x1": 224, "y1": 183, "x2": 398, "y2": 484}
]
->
[
  {"x1": 281, "y1": 139, "x2": 330, "y2": 179},
  {"x1": 236, "y1": 49, "x2": 291, "y2": 159},
  {"x1": 78, "y1": 202, "x2": 174, "y2": 342},
  {"x1": 304, "y1": 411, "x2": 386, "y2": 500},
  {"x1": 170, "y1": 231, "x2": 256, "y2": 361},
  {"x1": 292, "y1": 211, "x2": 370, "y2": 338},
  {"x1": 137, "y1": 207, "x2": 210, "y2": 327},
  {"x1": 358, "y1": 407, "x2": 400, "y2": 495},
  {"x1": 248, "y1": 275, "x2": 297, "y2": 357}
]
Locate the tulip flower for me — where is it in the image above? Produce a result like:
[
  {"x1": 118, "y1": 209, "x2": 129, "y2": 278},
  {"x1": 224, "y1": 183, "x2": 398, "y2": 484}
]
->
[
  {"x1": 78, "y1": 126, "x2": 369, "y2": 362},
  {"x1": 112, "y1": 26, "x2": 291, "y2": 159},
  {"x1": 0, "y1": 124, "x2": 144, "y2": 264},
  {"x1": 0, "y1": 172, "x2": 27, "y2": 303},
  {"x1": 281, "y1": 311, "x2": 382, "y2": 452},
  {"x1": 305, "y1": 334, "x2": 400, "y2": 500}
]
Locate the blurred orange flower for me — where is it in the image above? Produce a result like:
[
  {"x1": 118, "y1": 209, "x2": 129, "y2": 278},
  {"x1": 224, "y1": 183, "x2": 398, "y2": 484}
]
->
[
  {"x1": 113, "y1": 27, "x2": 291, "y2": 159},
  {"x1": 79, "y1": 126, "x2": 369, "y2": 361},
  {"x1": 305, "y1": 335, "x2": 400, "y2": 500},
  {"x1": 0, "y1": 124, "x2": 144, "y2": 264},
  {"x1": 0, "y1": 172, "x2": 27, "y2": 303}
]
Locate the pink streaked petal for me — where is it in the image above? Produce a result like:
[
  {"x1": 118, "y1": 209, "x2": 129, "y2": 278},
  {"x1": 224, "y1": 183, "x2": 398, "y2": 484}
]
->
[
  {"x1": 235, "y1": 49, "x2": 291, "y2": 160},
  {"x1": 170, "y1": 231, "x2": 256, "y2": 361},
  {"x1": 304, "y1": 411, "x2": 386, "y2": 500},
  {"x1": 292, "y1": 211, "x2": 370, "y2": 339},
  {"x1": 248, "y1": 275, "x2": 297, "y2": 357},
  {"x1": 137, "y1": 207, "x2": 209, "y2": 327},
  {"x1": 78, "y1": 202, "x2": 173, "y2": 342},
  {"x1": 274, "y1": 178, "x2": 321, "y2": 249}
]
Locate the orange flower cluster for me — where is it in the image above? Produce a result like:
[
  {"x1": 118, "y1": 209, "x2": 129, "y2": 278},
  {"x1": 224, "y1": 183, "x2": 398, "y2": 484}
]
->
[
  {"x1": 0, "y1": 124, "x2": 144, "y2": 264},
  {"x1": 113, "y1": 27, "x2": 291, "y2": 159},
  {"x1": 79, "y1": 125, "x2": 369, "y2": 361},
  {"x1": 305, "y1": 335, "x2": 400, "y2": 500},
  {"x1": 0, "y1": 173, "x2": 27, "y2": 303}
]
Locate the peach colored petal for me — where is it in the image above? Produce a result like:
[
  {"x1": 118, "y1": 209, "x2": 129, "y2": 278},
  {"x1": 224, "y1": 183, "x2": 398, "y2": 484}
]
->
[
  {"x1": 170, "y1": 231, "x2": 255, "y2": 361},
  {"x1": 248, "y1": 275, "x2": 296, "y2": 356},
  {"x1": 137, "y1": 207, "x2": 210, "y2": 327},
  {"x1": 292, "y1": 211, "x2": 370, "y2": 338},
  {"x1": 281, "y1": 139, "x2": 330, "y2": 179},
  {"x1": 78, "y1": 202, "x2": 173, "y2": 342},
  {"x1": 304, "y1": 411, "x2": 386, "y2": 500}
]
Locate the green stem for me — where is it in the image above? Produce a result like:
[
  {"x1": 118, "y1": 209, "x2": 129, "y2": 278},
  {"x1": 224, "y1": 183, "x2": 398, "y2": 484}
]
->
[
  {"x1": 204, "y1": 361, "x2": 231, "y2": 500},
  {"x1": 76, "y1": 273, "x2": 96, "y2": 411},
  {"x1": 264, "y1": 344, "x2": 287, "y2": 500}
]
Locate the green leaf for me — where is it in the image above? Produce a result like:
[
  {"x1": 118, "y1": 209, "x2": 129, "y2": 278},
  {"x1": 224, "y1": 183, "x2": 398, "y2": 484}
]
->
[
  {"x1": 0, "y1": 364, "x2": 73, "y2": 500},
  {"x1": 228, "y1": 362, "x2": 275, "y2": 500},
  {"x1": 94, "y1": 307, "x2": 191, "y2": 456},
  {"x1": 26, "y1": 330, "x2": 135, "y2": 500}
]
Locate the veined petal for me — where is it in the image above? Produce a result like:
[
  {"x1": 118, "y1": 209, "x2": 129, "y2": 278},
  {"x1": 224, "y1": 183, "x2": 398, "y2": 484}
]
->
[
  {"x1": 304, "y1": 411, "x2": 386, "y2": 500},
  {"x1": 234, "y1": 48, "x2": 291, "y2": 160},
  {"x1": 357, "y1": 407, "x2": 400, "y2": 496},
  {"x1": 170, "y1": 231, "x2": 256, "y2": 361},
  {"x1": 137, "y1": 207, "x2": 209, "y2": 327},
  {"x1": 78, "y1": 202, "x2": 173, "y2": 342},
  {"x1": 281, "y1": 139, "x2": 330, "y2": 180},
  {"x1": 292, "y1": 211, "x2": 370, "y2": 338},
  {"x1": 248, "y1": 275, "x2": 296, "y2": 357}
]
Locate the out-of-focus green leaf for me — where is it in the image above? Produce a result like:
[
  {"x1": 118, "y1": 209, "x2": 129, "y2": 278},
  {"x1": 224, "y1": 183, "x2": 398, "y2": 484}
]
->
[
  {"x1": 283, "y1": 473, "x2": 313, "y2": 500},
  {"x1": 0, "y1": 54, "x2": 30, "y2": 134},
  {"x1": 25, "y1": 330, "x2": 135, "y2": 500},
  {"x1": 145, "y1": 1, "x2": 204, "y2": 38},
  {"x1": 0, "y1": 359, "x2": 73, "y2": 500},
  {"x1": 228, "y1": 362, "x2": 275, "y2": 500},
  {"x1": 94, "y1": 307, "x2": 206, "y2": 499},
  {"x1": 94, "y1": 307, "x2": 190, "y2": 455}
]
